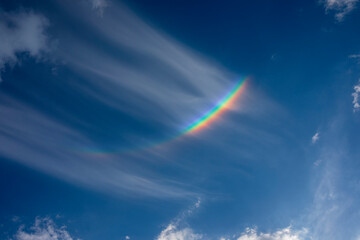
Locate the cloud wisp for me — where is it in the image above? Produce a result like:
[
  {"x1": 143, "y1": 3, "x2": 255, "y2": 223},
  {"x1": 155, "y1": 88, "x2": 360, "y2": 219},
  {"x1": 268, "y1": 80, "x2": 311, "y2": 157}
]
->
[
  {"x1": 312, "y1": 132, "x2": 320, "y2": 144},
  {"x1": 352, "y1": 80, "x2": 360, "y2": 111},
  {"x1": 56, "y1": 0, "x2": 243, "y2": 129},
  {"x1": 88, "y1": 0, "x2": 108, "y2": 16},
  {"x1": 0, "y1": 10, "x2": 49, "y2": 81},
  {"x1": 0, "y1": 97, "x2": 194, "y2": 199},
  {"x1": 321, "y1": 0, "x2": 358, "y2": 21}
]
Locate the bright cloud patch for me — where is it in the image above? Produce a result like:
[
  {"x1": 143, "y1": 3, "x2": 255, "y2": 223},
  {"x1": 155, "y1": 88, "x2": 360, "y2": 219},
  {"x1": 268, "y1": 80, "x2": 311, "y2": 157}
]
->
[
  {"x1": 156, "y1": 224, "x2": 307, "y2": 240},
  {"x1": 234, "y1": 227, "x2": 308, "y2": 240},
  {"x1": 312, "y1": 132, "x2": 320, "y2": 144},
  {"x1": 352, "y1": 80, "x2": 360, "y2": 111},
  {"x1": 321, "y1": 0, "x2": 358, "y2": 21},
  {"x1": 157, "y1": 224, "x2": 202, "y2": 240},
  {"x1": 0, "y1": 10, "x2": 49, "y2": 81},
  {"x1": 14, "y1": 217, "x2": 74, "y2": 240}
]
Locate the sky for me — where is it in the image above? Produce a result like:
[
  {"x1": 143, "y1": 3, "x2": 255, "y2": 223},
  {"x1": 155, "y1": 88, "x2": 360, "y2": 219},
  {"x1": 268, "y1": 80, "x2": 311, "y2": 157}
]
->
[{"x1": 1, "y1": 0, "x2": 360, "y2": 239}]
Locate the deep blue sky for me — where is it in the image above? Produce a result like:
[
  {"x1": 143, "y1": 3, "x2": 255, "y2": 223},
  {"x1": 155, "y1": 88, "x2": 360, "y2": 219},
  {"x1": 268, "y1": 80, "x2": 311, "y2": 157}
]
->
[{"x1": 1, "y1": 0, "x2": 360, "y2": 239}]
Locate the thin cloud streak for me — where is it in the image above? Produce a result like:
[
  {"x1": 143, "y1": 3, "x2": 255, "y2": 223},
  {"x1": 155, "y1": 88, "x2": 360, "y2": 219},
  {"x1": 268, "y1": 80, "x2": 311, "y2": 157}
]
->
[
  {"x1": 56, "y1": 0, "x2": 240, "y2": 127},
  {"x1": 0, "y1": 97, "x2": 194, "y2": 199}
]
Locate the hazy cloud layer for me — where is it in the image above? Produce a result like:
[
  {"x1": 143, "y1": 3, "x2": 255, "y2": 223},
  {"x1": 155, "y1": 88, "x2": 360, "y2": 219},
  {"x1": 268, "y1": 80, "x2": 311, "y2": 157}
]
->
[{"x1": 0, "y1": 10, "x2": 49, "y2": 81}]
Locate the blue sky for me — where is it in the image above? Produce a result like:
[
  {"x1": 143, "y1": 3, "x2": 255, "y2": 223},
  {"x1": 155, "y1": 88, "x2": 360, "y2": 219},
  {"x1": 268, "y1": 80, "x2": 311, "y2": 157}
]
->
[{"x1": 1, "y1": 0, "x2": 360, "y2": 239}]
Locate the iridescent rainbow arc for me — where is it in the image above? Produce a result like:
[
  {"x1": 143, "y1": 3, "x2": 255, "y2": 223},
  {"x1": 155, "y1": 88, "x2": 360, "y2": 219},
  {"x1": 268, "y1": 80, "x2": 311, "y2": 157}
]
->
[
  {"x1": 184, "y1": 77, "x2": 247, "y2": 133},
  {"x1": 77, "y1": 77, "x2": 248, "y2": 154}
]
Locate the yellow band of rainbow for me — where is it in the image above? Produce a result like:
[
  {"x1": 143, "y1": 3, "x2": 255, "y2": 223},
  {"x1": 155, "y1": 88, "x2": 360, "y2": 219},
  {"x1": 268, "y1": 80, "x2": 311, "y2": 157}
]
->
[{"x1": 77, "y1": 77, "x2": 248, "y2": 154}]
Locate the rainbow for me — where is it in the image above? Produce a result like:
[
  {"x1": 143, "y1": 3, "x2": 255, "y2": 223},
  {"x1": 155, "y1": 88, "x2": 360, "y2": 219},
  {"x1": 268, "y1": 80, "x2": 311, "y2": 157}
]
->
[
  {"x1": 77, "y1": 77, "x2": 248, "y2": 154},
  {"x1": 184, "y1": 77, "x2": 247, "y2": 134}
]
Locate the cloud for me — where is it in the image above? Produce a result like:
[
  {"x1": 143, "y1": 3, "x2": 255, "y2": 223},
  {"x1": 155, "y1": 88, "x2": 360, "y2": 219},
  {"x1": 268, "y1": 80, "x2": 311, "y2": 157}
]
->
[
  {"x1": 312, "y1": 132, "x2": 320, "y2": 143},
  {"x1": 156, "y1": 225, "x2": 308, "y2": 240},
  {"x1": 321, "y1": 0, "x2": 358, "y2": 21},
  {"x1": 14, "y1": 217, "x2": 74, "y2": 240},
  {"x1": 0, "y1": 97, "x2": 193, "y2": 198},
  {"x1": 235, "y1": 227, "x2": 308, "y2": 240},
  {"x1": 156, "y1": 224, "x2": 203, "y2": 240},
  {"x1": 88, "y1": 0, "x2": 108, "y2": 16},
  {"x1": 156, "y1": 200, "x2": 204, "y2": 240},
  {"x1": 0, "y1": 10, "x2": 49, "y2": 81},
  {"x1": 349, "y1": 54, "x2": 360, "y2": 59},
  {"x1": 352, "y1": 80, "x2": 360, "y2": 111},
  {"x1": 56, "y1": 1, "x2": 241, "y2": 128},
  {"x1": 157, "y1": 200, "x2": 307, "y2": 240},
  {"x1": 305, "y1": 117, "x2": 360, "y2": 240},
  {"x1": 0, "y1": 1, "x2": 281, "y2": 200}
]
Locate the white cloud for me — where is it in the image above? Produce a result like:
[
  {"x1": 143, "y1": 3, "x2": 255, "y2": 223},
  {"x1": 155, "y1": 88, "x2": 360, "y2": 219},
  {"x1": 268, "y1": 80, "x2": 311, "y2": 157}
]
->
[
  {"x1": 0, "y1": 10, "x2": 49, "y2": 81},
  {"x1": 312, "y1": 132, "x2": 320, "y2": 144},
  {"x1": 236, "y1": 227, "x2": 308, "y2": 240},
  {"x1": 321, "y1": 0, "x2": 358, "y2": 21},
  {"x1": 14, "y1": 217, "x2": 74, "y2": 240},
  {"x1": 156, "y1": 224, "x2": 202, "y2": 240},
  {"x1": 156, "y1": 225, "x2": 308, "y2": 240},
  {"x1": 352, "y1": 80, "x2": 360, "y2": 111}
]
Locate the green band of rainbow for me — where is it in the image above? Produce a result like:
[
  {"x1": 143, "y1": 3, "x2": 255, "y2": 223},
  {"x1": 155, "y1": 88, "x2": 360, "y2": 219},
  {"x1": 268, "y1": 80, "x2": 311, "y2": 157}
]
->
[
  {"x1": 77, "y1": 77, "x2": 248, "y2": 155},
  {"x1": 184, "y1": 77, "x2": 247, "y2": 133}
]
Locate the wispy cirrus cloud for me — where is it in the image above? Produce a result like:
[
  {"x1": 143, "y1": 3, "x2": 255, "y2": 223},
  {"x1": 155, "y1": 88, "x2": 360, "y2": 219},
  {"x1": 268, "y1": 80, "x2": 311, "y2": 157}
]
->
[
  {"x1": 0, "y1": 96, "x2": 193, "y2": 199},
  {"x1": 0, "y1": 0, "x2": 282, "y2": 200},
  {"x1": 0, "y1": 10, "x2": 49, "y2": 81},
  {"x1": 321, "y1": 0, "x2": 358, "y2": 21}
]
